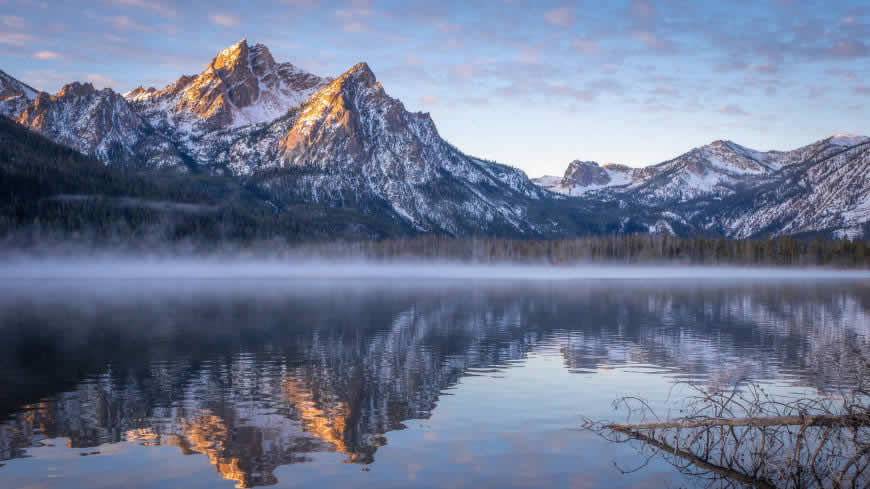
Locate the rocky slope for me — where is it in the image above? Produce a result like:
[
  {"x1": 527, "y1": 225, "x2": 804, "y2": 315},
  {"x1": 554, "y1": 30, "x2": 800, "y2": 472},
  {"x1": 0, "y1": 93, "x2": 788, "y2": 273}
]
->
[
  {"x1": 2, "y1": 39, "x2": 868, "y2": 239},
  {"x1": 1, "y1": 41, "x2": 615, "y2": 236},
  {"x1": 0, "y1": 69, "x2": 38, "y2": 119},
  {"x1": 15, "y1": 82, "x2": 186, "y2": 169},
  {"x1": 539, "y1": 135, "x2": 870, "y2": 238}
]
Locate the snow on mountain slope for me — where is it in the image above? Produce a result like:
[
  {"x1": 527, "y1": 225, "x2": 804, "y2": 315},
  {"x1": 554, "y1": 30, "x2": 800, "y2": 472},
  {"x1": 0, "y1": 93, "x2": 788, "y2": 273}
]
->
[
  {"x1": 216, "y1": 62, "x2": 549, "y2": 234},
  {"x1": 535, "y1": 161, "x2": 634, "y2": 196},
  {"x1": 0, "y1": 69, "x2": 38, "y2": 119},
  {"x1": 126, "y1": 39, "x2": 328, "y2": 158},
  {"x1": 713, "y1": 139, "x2": 870, "y2": 238},
  {"x1": 16, "y1": 82, "x2": 185, "y2": 169}
]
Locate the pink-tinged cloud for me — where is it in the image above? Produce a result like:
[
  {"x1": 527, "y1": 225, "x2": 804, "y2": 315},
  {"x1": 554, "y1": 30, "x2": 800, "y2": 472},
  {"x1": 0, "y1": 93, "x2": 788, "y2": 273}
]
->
[
  {"x1": 544, "y1": 7, "x2": 574, "y2": 26},
  {"x1": 110, "y1": 15, "x2": 152, "y2": 31},
  {"x1": 1, "y1": 15, "x2": 25, "y2": 28},
  {"x1": 748, "y1": 63, "x2": 778, "y2": 74},
  {"x1": 719, "y1": 104, "x2": 748, "y2": 116},
  {"x1": 343, "y1": 22, "x2": 365, "y2": 32},
  {"x1": 108, "y1": 0, "x2": 177, "y2": 19},
  {"x1": 831, "y1": 41, "x2": 868, "y2": 57},
  {"x1": 209, "y1": 13, "x2": 241, "y2": 27},
  {"x1": 420, "y1": 95, "x2": 439, "y2": 106},
  {"x1": 0, "y1": 32, "x2": 34, "y2": 46},
  {"x1": 856, "y1": 86, "x2": 870, "y2": 95},
  {"x1": 572, "y1": 39, "x2": 601, "y2": 55},
  {"x1": 632, "y1": 30, "x2": 675, "y2": 53},
  {"x1": 86, "y1": 74, "x2": 121, "y2": 90},
  {"x1": 33, "y1": 51, "x2": 60, "y2": 60},
  {"x1": 630, "y1": 0, "x2": 655, "y2": 17},
  {"x1": 516, "y1": 47, "x2": 537, "y2": 64}
]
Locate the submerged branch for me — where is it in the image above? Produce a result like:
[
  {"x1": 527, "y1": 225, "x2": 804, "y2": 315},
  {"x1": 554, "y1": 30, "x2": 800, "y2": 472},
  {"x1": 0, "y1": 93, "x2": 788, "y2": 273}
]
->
[{"x1": 607, "y1": 414, "x2": 870, "y2": 432}]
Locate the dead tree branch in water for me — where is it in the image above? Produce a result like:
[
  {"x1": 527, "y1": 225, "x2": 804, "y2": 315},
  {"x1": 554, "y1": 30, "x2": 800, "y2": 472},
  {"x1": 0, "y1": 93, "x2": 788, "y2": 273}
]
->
[{"x1": 583, "y1": 342, "x2": 870, "y2": 488}]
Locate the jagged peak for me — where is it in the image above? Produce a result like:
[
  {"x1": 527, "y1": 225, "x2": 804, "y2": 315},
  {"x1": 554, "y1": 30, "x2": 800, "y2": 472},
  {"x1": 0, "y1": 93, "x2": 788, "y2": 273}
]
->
[
  {"x1": 335, "y1": 62, "x2": 378, "y2": 87},
  {"x1": 56, "y1": 81, "x2": 96, "y2": 98},
  {"x1": 211, "y1": 39, "x2": 250, "y2": 71},
  {"x1": 828, "y1": 134, "x2": 869, "y2": 147},
  {"x1": 567, "y1": 160, "x2": 601, "y2": 168}
]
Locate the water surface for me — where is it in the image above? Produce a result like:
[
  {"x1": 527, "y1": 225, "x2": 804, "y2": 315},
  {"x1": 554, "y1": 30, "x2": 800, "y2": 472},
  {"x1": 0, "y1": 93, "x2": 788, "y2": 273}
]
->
[{"x1": 1, "y1": 271, "x2": 868, "y2": 488}]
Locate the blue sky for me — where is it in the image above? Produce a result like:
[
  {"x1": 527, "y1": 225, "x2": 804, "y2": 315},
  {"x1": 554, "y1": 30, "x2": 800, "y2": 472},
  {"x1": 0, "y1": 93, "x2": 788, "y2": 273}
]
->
[{"x1": 1, "y1": 0, "x2": 868, "y2": 176}]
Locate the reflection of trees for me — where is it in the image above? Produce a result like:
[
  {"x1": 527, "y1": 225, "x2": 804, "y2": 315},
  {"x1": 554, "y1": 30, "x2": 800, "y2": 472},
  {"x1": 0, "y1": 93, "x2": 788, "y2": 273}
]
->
[{"x1": 0, "y1": 283, "x2": 868, "y2": 487}]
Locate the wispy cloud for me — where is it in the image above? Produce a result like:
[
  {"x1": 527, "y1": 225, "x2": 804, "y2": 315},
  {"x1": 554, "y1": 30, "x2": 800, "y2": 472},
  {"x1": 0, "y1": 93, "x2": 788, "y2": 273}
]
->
[
  {"x1": 572, "y1": 39, "x2": 601, "y2": 55},
  {"x1": 719, "y1": 104, "x2": 748, "y2": 116},
  {"x1": 209, "y1": 13, "x2": 241, "y2": 27},
  {"x1": 0, "y1": 32, "x2": 34, "y2": 46},
  {"x1": 106, "y1": 0, "x2": 178, "y2": 19},
  {"x1": 33, "y1": 51, "x2": 60, "y2": 60},
  {"x1": 544, "y1": 7, "x2": 573, "y2": 26},
  {"x1": 86, "y1": 73, "x2": 122, "y2": 89},
  {"x1": 109, "y1": 15, "x2": 152, "y2": 31}
]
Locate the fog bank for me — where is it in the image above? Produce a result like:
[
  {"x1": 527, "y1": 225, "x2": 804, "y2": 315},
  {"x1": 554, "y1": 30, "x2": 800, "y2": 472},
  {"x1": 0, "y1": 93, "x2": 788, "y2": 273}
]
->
[{"x1": 2, "y1": 258, "x2": 870, "y2": 281}]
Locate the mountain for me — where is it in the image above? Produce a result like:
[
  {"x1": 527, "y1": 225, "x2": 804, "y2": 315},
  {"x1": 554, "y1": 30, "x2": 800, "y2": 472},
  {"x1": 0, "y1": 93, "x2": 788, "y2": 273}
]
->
[
  {"x1": 217, "y1": 62, "x2": 556, "y2": 234},
  {"x1": 0, "y1": 116, "x2": 412, "y2": 244},
  {"x1": 533, "y1": 161, "x2": 632, "y2": 196},
  {"x1": 15, "y1": 81, "x2": 187, "y2": 169},
  {"x1": 0, "y1": 69, "x2": 38, "y2": 119},
  {"x1": 538, "y1": 135, "x2": 870, "y2": 238},
  {"x1": 1, "y1": 39, "x2": 868, "y2": 241}
]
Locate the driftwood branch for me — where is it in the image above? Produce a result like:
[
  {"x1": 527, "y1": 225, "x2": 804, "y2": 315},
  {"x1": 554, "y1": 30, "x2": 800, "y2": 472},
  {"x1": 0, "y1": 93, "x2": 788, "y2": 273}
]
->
[
  {"x1": 612, "y1": 426, "x2": 778, "y2": 489},
  {"x1": 607, "y1": 414, "x2": 870, "y2": 432}
]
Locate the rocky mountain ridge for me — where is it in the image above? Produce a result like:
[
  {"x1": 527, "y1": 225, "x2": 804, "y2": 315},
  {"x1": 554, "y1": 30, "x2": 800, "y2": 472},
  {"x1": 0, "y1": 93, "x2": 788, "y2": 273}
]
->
[
  {"x1": 537, "y1": 135, "x2": 870, "y2": 238},
  {"x1": 1, "y1": 39, "x2": 868, "y2": 239}
]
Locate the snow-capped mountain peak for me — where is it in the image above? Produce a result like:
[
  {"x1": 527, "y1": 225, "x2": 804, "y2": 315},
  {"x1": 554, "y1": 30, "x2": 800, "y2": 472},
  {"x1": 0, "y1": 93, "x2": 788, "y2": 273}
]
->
[
  {"x1": 127, "y1": 39, "x2": 329, "y2": 136},
  {"x1": 829, "y1": 134, "x2": 869, "y2": 147}
]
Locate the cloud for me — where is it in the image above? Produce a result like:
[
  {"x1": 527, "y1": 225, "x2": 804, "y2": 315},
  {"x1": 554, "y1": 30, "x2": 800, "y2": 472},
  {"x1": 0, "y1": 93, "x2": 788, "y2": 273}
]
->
[
  {"x1": 630, "y1": 0, "x2": 656, "y2": 17},
  {"x1": 748, "y1": 63, "x2": 779, "y2": 74},
  {"x1": 33, "y1": 51, "x2": 59, "y2": 60},
  {"x1": 0, "y1": 32, "x2": 34, "y2": 46},
  {"x1": 335, "y1": 5, "x2": 371, "y2": 33},
  {"x1": 516, "y1": 47, "x2": 537, "y2": 64},
  {"x1": 572, "y1": 39, "x2": 601, "y2": 55},
  {"x1": 420, "y1": 95, "x2": 439, "y2": 106},
  {"x1": 210, "y1": 13, "x2": 241, "y2": 27},
  {"x1": 86, "y1": 74, "x2": 122, "y2": 90},
  {"x1": 631, "y1": 30, "x2": 676, "y2": 53},
  {"x1": 807, "y1": 86, "x2": 826, "y2": 99},
  {"x1": 718, "y1": 104, "x2": 748, "y2": 116},
  {"x1": 830, "y1": 40, "x2": 868, "y2": 57},
  {"x1": 544, "y1": 7, "x2": 574, "y2": 26},
  {"x1": 448, "y1": 63, "x2": 476, "y2": 83},
  {"x1": 106, "y1": 0, "x2": 177, "y2": 18},
  {"x1": 284, "y1": 0, "x2": 317, "y2": 6},
  {"x1": 1, "y1": 15, "x2": 25, "y2": 28},
  {"x1": 109, "y1": 15, "x2": 152, "y2": 31},
  {"x1": 856, "y1": 86, "x2": 870, "y2": 95},
  {"x1": 342, "y1": 22, "x2": 365, "y2": 32},
  {"x1": 826, "y1": 67, "x2": 857, "y2": 81}
]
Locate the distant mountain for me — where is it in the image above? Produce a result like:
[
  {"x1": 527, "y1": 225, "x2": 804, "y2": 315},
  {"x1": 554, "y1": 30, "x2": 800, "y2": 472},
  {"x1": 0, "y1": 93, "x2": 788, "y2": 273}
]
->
[{"x1": 538, "y1": 136, "x2": 870, "y2": 238}]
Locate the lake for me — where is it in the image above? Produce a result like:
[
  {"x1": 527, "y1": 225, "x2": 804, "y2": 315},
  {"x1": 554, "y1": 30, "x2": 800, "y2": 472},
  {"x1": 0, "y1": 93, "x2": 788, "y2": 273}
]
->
[{"x1": 1, "y1": 265, "x2": 869, "y2": 488}]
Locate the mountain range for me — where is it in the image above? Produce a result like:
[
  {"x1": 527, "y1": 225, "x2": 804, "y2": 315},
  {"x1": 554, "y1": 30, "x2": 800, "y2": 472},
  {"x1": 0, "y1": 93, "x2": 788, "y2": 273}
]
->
[{"x1": 1, "y1": 39, "x2": 868, "y2": 240}]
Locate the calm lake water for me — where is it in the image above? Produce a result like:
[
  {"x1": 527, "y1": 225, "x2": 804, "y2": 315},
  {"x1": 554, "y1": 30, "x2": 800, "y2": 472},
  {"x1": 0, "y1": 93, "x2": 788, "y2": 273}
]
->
[{"x1": 1, "y1": 269, "x2": 869, "y2": 488}]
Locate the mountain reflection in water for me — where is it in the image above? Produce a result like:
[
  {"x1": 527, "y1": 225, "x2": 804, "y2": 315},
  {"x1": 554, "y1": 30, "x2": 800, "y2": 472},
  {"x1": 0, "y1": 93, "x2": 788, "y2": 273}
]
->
[{"x1": 0, "y1": 279, "x2": 868, "y2": 488}]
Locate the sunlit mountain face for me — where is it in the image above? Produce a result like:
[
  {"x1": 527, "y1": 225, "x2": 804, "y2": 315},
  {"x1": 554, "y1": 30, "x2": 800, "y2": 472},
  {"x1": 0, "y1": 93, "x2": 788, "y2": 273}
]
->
[{"x1": 0, "y1": 280, "x2": 867, "y2": 488}]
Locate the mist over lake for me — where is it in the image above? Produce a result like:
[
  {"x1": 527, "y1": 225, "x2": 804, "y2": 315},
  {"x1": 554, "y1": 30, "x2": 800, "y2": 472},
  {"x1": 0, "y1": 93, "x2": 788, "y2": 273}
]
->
[{"x1": 1, "y1": 268, "x2": 868, "y2": 488}]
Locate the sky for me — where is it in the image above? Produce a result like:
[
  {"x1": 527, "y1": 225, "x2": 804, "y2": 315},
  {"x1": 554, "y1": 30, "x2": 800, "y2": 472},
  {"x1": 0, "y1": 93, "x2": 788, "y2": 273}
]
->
[{"x1": 1, "y1": 0, "x2": 868, "y2": 176}]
